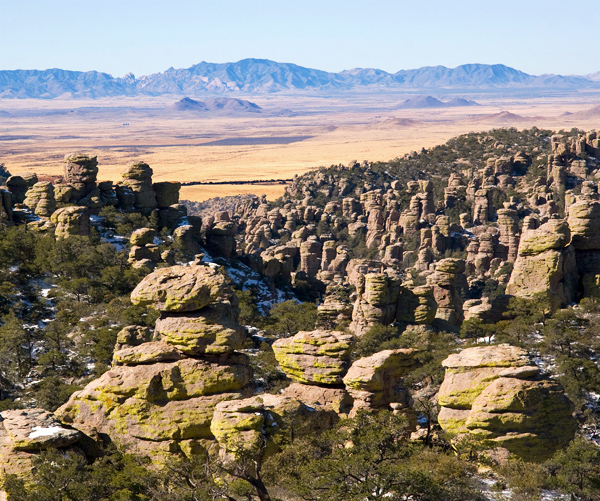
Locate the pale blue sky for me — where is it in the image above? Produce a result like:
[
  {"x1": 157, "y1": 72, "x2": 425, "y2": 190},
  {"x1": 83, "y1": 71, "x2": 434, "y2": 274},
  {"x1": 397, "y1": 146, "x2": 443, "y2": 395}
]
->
[{"x1": 1, "y1": 0, "x2": 598, "y2": 77}]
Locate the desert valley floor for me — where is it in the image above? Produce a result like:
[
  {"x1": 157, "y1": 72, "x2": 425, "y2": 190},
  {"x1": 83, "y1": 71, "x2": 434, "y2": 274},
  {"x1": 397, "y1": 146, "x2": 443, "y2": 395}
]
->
[{"x1": 2, "y1": 91, "x2": 600, "y2": 201}]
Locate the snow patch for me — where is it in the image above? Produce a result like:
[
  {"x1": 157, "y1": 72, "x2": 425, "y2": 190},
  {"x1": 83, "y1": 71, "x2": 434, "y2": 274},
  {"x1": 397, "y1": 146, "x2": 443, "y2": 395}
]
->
[{"x1": 28, "y1": 425, "x2": 67, "y2": 439}]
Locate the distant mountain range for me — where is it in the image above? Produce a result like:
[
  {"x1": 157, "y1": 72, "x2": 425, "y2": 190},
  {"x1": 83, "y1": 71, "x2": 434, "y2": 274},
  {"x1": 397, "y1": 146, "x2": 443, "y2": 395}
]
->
[{"x1": 0, "y1": 59, "x2": 599, "y2": 99}]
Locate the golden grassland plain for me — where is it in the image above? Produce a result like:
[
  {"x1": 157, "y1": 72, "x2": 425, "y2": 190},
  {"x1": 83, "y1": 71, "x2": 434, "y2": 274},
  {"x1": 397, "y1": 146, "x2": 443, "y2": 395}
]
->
[{"x1": 1, "y1": 92, "x2": 600, "y2": 201}]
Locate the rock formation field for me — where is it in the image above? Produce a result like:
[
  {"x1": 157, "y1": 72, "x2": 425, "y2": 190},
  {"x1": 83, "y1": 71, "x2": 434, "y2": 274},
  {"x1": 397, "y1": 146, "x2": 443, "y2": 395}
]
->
[{"x1": 2, "y1": 120, "x2": 600, "y2": 498}]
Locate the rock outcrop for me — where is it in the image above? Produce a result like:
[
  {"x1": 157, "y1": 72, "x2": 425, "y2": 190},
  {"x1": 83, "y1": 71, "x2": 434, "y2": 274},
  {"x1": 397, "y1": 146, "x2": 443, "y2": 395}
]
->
[
  {"x1": 50, "y1": 206, "x2": 91, "y2": 239},
  {"x1": 437, "y1": 345, "x2": 576, "y2": 461},
  {"x1": 506, "y1": 217, "x2": 577, "y2": 310},
  {"x1": 343, "y1": 349, "x2": 419, "y2": 419},
  {"x1": 56, "y1": 263, "x2": 252, "y2": 459},
  {"x1": 272, "y1": 330, "x2": 353, "y2": 385}
]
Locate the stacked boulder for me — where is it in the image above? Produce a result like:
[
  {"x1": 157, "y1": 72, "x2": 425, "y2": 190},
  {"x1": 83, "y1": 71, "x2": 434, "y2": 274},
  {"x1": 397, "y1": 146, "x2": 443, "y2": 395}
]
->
[
  {"x1": 343, "y1": 349, "x2": 419, "y2": 421},
  {"x1": 118, "y1": 162, "x2": 157, "y2": 214},
  {"x1": 426, "y1": 258, "x2": 468, "y2": 328},
  {"x1": 59, "y1": 153, "x2": 101, "y2": 207},
  {"x1": 56, "y1": 263, "x2": 252, "y2": 459},
  {"x1": 128, "y1": 227, "x2": 160, "y2": 269},
  {"x1": 23, "y1": 181, "x2": 56, "y2": 218},
  {"x1": 437, "y1": 345, "x2": 576, "y2": 461},
  {"x1": 506, "y1": 217, "x2": 577, "y2": 310},
  {"x1": 50, "y1": 206, "x2": 91, "y2": 239}
]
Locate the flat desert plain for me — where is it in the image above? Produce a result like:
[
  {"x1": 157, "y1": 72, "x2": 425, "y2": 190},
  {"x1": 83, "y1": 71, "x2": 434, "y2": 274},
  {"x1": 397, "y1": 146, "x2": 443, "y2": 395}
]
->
[{"x1": 1, "y1": 92, "x2": 600, "y2": 201}]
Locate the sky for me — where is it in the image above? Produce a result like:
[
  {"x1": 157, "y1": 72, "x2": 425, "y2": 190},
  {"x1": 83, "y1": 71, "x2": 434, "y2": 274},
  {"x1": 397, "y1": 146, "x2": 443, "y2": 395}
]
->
[{"x1": 1, "y1": 0, "x2": 599, "y2": 77}]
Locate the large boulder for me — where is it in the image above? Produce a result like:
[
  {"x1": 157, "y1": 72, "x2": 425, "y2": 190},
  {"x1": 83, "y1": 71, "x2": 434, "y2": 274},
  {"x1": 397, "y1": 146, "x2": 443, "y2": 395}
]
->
[
  {"x1": 210, "y1": 394, "x2": 338, "y2": 457},
  {"x1": 506, "y1": 218, "x2": 577, "y2": 310},
  {"x1": 56, "y1": 356, "x2": 252, "y2": 449},
  {"x1": 50, "y1": 206, "x2": 91, "y2": 239},
  {"x1": 437, "y1": 345, "x2": 576, "y2": 461},
  {"x1": 155, "y1": 303, "x2": 246, "y2": 356},
  {"x1": 23, "y1": 181, "x2": 56, "y2": 217},
  {"x1": 343, "y1": 349, "x2": 419, "y2": 418},
  {"x1": 119, "y1": 162, "x2": 157, "y2": 212},
  {"x1": 272, "y1": 330, "x2": 353, "y2": 385},
  {"x1": 131, "y1": 264, "x2": 230, "y2": 313}
]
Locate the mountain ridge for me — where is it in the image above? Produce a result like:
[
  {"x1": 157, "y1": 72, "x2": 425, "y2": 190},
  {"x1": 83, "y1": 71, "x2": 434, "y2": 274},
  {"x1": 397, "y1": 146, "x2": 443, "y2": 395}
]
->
[{"x1": 1, "y1": 58, "x2": 599, "y2": 99}]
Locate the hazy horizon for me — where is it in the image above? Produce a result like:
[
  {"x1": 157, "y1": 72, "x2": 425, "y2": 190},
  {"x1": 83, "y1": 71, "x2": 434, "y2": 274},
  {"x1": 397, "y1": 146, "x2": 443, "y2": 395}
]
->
[{"x1": 1, "y1": 0, "x2": 599, "y2": 78}]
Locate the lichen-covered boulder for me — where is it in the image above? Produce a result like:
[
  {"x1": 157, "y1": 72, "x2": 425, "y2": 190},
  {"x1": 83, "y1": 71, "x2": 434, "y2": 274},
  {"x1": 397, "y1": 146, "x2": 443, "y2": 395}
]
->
[
  {"x1": 210, "y1": 394, "x2": 338, "y2": 457},
  {"x1": 1, "y1": 408, "x2": 82, "y2": 451},
  {"x1": 63, "y1": 153, "x2": 98, "y2": 202},
  {"x1": 112, "y1": 341, "x2": 184, "y2": 365},
  {"x1": 56, "y1": 356, "x2": 252, "y2": 448},
  {"x1": 23, "y1": 181, "x2": 56, "y2": 217},
  {"x1": 437, "y1": 345, "x2": 576, "y2": 461},
  {"x1": 343, "y1": 349, "x2": 419, "y2": 418},
  {"x1": 50, "y1": 206, "x2": 91, "y2": 239},
  {"x1": 131, "y1": 264, "x2": 230, "y2": 312},
  {"x1": 397, "y1": 285, "x2": 437, "y2": 325},
  {"x1": 506, "y1": 218, "x2": 577, "y2": 310},
  {"x1": 155, "y1": 302, "x2": 246, "y2": 356},
  {"x1": 272, "y1": 330, "x2": 353, "y2": 385},
  {"x1": 130, "y1": 227, "x2": 156, "y2": 246},
  {"x1": 119, "y1": 162, "x2": 157, "y2": 212}
]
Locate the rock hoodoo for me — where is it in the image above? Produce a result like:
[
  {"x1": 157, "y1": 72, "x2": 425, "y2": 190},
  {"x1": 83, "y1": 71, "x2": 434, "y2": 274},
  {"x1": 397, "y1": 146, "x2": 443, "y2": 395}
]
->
[
  {"x1": 437, "y1": 345, "x2": 576, "y2": 461},
  {"x1": 56, "y1": 263, "x2": 253, "y2": 458}
]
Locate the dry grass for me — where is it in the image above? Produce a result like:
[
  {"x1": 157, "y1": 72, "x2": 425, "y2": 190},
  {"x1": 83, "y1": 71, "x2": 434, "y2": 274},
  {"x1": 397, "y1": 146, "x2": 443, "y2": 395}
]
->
[{"x1": 1, "y1": 93, "x2": 599, "y2": 201}]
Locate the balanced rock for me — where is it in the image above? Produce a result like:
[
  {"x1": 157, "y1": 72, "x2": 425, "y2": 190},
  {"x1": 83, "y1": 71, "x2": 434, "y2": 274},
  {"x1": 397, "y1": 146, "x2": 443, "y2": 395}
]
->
[
  {"x1": 119, "y1": 162, "x2": 157, "y2": 212},
  {"x1": 343, "y1": 349, "x2": 419, "y2": 418},
  {"x1": 154, "y1": 303, "x2": 246, "y2": 356},
  {"x1": 272, "y1": 330, "x2": 353, "y2": 385},
  {"x1": 437, "y1": 345, "x2": 576, "y2": 461},
  {"x1": 131, "y1": 264, "x2": 229, "y2": 313}
]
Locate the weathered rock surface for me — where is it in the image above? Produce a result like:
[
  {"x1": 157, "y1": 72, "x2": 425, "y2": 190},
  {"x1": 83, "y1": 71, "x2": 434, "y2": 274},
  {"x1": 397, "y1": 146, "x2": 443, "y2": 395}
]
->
[
  {"x1": 1, "y1": 408, "x2": 82, "y2": 451},
  {"x1": 155, "y1": 304, "x2": 246, "y2": 356},
  {"x1": 272, "y1": 330, "x2": 353, "y2": 385},
  {"x1": 210, "y1": 393, "x2": 338, "y2": 457},
  {"x1": 50, "y1": 206, "x2": 91, "y2": 238},
  {"x1": 343, "y1": 349, "x2": 419, "y2": 418},
  {"x1": 506, "y1": 218, "x2": 577, "y2": 310},
  {"x1": 23, "y1": 181, "x2": 56, "y2": 217},
  {"x1": 437, "y1": 345, "x2": 576, "y2": 461},
  {"x1": 131, "y1": 264, "x2": 230, "y2": 312}
]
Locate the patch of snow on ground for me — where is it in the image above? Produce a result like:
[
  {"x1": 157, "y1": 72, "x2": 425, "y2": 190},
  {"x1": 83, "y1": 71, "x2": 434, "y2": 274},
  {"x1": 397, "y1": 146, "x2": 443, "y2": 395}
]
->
[{"x1": 28, "y1": 425, "x2": 67, "y2": 439}]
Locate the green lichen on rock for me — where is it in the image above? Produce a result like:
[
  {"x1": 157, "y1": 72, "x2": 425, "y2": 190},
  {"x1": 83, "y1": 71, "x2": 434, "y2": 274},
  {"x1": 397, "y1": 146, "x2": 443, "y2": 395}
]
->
[
  {"x1": 131, "y1": 264, "x2": 230, "y2": 313},
  {"x1": 272, "y1": 330, "x2": 353, "y2": 385},
  {"x1": 437, "y1": 345, "x2": 576, "y2": 462}
]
